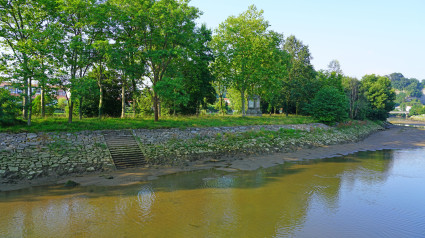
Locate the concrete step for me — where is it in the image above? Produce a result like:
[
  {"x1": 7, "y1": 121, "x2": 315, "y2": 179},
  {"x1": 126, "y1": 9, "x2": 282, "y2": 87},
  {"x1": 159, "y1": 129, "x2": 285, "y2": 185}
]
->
[{"x1": 103, "y1": 131, "x2": 146, "y2": 169}]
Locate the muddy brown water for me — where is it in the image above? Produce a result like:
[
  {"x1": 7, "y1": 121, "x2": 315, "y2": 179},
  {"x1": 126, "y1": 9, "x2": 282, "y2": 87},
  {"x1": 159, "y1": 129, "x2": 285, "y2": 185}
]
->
[{"x1": 1, "y1": 149, "x2": 425, "y2": 237}]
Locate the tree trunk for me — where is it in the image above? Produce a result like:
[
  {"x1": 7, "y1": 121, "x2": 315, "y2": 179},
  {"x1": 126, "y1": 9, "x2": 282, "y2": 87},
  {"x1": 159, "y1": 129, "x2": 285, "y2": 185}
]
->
[
  {"x1": 241, "y1": 90, "x2": 245, "y2": 116},
  {"x1": 220, "y1": 94, "x2": 223, "y2": 116},
  {"x1": 295, "y1": 101, "x2": 298, "y2": 115},
  {"x1": 68, "y1": 100, "x2": 73, "y2": 124},
  {"x1": 285, "y1": 99, "x2": 289, "y2": 117},
  {"x1": 121, "y1": 83, "x2": 125, "y2": 118},
  {"x1": 22, "y1": 96, "x2": 27, "y2": 119},
  {"x1": 153, "y1": 91, "x2": 159, "y2": 121},
  {"x1": 27, "y1": 80, "x2": 32, "y2": 126},
  {"x1": 159, "y1": 101, "x2": 161, "y2": 117},
  {"x1": 22, "y1": 79, "x2": 28, "y2": 120},
  {"x1": 41, "y1": 86, "x2": 45, "y2": 118},
  {"x1": 98, "y1": 85, "x2": 103, "y2": 118},
  {"x1": 173, "y1": 100, "x2": 176, "y2": 116},
  {"x1": 132, "y1": 79, "x2": 137, "y2": 118},
  {"x1": 79, "y1": 97, "x2": 83, "y2": 120}
]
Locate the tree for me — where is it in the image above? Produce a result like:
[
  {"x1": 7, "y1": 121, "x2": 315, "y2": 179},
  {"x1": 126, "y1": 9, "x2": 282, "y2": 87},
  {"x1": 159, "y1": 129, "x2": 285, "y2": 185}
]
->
[
  {"x1": 310, "y1": 86, "x2": 348, "y2": 124},
  {"x1": 259, "y1": 47, "x2": 290, "y2": 114},
  {"x1": 32, "y1": 94, "x2": 55, "y2": 116},
  {"x1": 0, "y1": 0, "x2": 56, "y2": 125},
  {"x1": 53, "y1": 0, "x2": 100, "y2": 123},
  {"x1": 211, "y1": 5, "x2": 283, "y2": 116},
  {"x1": 409, "y1": 104, "x2": 425, "y2": 116},
  {"x1": 388, "y1": 72, "x2": 409, "y2": 91},
  {"x1": 0, "y1": 88, "x2": 23, "y2": 126},
  {"x1": 154, "y1": 77, "x2": 189, "y2": 115},
  {"x1": 327, "y1": 59, "x2": 343, "y2": 76},
  {"x1": 142, "y1": 0, "x2": 200, "y2": 121},
  {"x1": 109, "y1": 0, "x2": 147, "y2": 118},
  {"x1": 342, "y1": 76, "x2": 367, "y2": 120},
  {"x1": 317, "y1": 70, "x2": 344, "y2": 92},
  {"x1": 405, "y1": 78, "x2": 422, "y2": 98},
  {"x1": 283, "y1": 35, "x2": 317, "y2": 115},
  {"x1": 161, "y1": 24, "x2": 216, "y2": 115},
  {"x1": 361, "y1": 74, "x2": 396, "y2": 120}
]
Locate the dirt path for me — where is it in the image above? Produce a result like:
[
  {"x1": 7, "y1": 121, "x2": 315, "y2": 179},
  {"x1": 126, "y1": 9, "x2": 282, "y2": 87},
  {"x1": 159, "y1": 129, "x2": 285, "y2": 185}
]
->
[{"x1": 2, "y1": 126, "x2": 425, "y2": 192}]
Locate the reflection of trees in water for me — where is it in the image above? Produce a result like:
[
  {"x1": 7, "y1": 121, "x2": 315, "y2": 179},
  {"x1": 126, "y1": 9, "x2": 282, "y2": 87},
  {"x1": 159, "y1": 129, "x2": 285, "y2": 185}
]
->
[
  {"x1": 340, "y1": 150, "x2": 394, "y2": 190},
  {"x1": 134, "y1": 151, "x2": 396, "y2": 237},
  {"x1": 137, "y1": 184, "x2": 156, "y2": 218},
  {"x1": 0, "y1": 150, "x2": 398, "y2": 237}
]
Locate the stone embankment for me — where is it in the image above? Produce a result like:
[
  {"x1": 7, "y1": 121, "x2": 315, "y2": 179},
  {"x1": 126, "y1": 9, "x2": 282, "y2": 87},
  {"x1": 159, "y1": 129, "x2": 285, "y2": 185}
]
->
[
  {"x1": 0, "y1": 122, "x2": 381, "y2": 181},
  {"x1": 0, "y1": 132, "x2": 114, "y2": 180}
]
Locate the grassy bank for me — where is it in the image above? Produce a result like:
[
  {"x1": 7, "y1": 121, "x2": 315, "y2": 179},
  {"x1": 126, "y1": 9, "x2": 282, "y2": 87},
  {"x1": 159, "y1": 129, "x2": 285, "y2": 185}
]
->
[
  {"x1": 0, "y1": 115, "x2": 316, "y2": 133},
  {"x1": 410, "y1": 115, "x2": 425, "y2": 121},
  {"x1": 142, "y1": 120, "x2": 383, "y2": 165}
]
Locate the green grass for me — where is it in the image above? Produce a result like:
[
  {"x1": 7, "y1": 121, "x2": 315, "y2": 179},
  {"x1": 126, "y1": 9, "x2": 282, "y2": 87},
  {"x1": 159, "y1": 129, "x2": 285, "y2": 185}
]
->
[{"x1": 0, "y1": 114, "x2": 317, "y2": 133}]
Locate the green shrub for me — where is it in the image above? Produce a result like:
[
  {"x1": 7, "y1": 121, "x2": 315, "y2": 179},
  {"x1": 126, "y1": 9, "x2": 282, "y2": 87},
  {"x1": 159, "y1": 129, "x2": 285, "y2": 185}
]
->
[
  {"x1": 32, "y1": 94, "x2": 56, "y2": 116},
  {"x1": 310, "y1": 86, "x2": 348, "y2": 124},
  {"x1": 0, "y1": 88, "x2": 23, "y2": 126}
]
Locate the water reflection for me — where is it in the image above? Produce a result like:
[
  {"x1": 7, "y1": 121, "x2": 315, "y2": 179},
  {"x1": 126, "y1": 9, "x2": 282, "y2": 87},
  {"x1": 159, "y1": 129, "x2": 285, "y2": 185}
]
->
[{"x1": 1, "y1": 149, "x2": 425, "y2": 237}]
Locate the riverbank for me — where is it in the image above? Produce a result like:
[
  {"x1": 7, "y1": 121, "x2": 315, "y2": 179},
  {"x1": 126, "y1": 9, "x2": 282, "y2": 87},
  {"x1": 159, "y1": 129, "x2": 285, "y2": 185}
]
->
[
  {"x1": 388, "y1": 117, "x2": 425, "y2": 127},
  {"x1": 3, "y1": 121, "x2": 422, "y2": 191}
]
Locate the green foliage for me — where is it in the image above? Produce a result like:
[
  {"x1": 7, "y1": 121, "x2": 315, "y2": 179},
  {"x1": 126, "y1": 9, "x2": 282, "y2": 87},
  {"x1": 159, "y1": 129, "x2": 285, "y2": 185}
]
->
[
  {"x1": 0, "y1": 89, "x2": 23, "y2": 126},
  {"x1": 142, "y1": 0, "x2": 200, "y2": 121},
  {"x1": 342, "y1": 76, "x2": 368, "y2": 120},
  {"x1": 395, "y1": 92, "x2": 407, "y2": 105},
  {"x1": 211, "y1": 5, "x2": 284, "y2": 115},
  {"x1": 283, "y1": 35, "x2": 317, "y2": 115},
  {"x1": 310, "y1": 87, "x2": 349, "y2": 124},
  {"x1": 226, "y1": 88, "x2": 247, "y2": 115},
  {"x1": 32, "y1": 95, "x2": 56, "y2": 116},
  {"x1": 409, "y1": 105, "x2": 425, "y2": 116},
  {"x1": 388, "y1": 72, "x2": 423, "y2": 98},
  {"x1": 317, "y1": 70, "x2": 344, "y2": 92},
  {"x1": 57, "y1": 98, "x2": 68, "y2": 112},
  {"x1": 361, "y1": 74, "x2": 396, "y2": 120},
  {"x1": 154, "y1": 77, "x2": 190, "y2": 115},
  {"x1": 137, "y1": 88, "x2": 154, "y2": 116}
]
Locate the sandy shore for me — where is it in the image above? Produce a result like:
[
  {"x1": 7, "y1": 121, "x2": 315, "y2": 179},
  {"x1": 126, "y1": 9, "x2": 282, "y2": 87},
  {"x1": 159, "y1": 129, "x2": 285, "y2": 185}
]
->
[{"x1": 1, "y1": 125, "x2": 425, "y2": 192}]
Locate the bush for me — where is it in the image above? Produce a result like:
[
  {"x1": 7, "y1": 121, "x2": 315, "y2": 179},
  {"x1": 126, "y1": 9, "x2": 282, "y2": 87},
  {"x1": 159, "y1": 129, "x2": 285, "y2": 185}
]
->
[
  {"x1": 409, "y1": 104, "x2": 425, "y2": 116},
  {"x1": 0, "y1": 88, "x2": 23, "y2": 126},
  {"x1": 32, "y1": 94, "x2": 56, "y2": 116},
  {"x1": 310, "y1": 86, "x2": 348, "y2": 124}
]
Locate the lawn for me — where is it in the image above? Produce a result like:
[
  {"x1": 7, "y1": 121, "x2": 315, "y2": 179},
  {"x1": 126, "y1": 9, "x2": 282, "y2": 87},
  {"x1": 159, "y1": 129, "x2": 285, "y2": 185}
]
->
[{"x1": 0, "y1": 114, "x2": 317, "y2": 133}]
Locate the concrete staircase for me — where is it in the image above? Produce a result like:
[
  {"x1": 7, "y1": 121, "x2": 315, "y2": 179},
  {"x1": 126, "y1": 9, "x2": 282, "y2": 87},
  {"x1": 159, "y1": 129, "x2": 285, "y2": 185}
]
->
[{"x1": 103, "y1": 130, "x2": 146, "y2": 169}]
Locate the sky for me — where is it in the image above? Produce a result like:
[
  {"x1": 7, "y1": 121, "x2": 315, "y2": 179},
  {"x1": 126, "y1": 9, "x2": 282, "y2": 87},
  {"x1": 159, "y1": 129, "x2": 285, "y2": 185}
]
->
[{"x1": 190, "y1": 0, "x2": 425, "y2": 80}]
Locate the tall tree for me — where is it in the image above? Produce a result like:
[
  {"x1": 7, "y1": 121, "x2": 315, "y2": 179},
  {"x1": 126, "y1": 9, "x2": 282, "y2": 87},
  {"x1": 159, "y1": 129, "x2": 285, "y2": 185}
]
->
[
  {"x1": 53, "y1": 0, "x2": 100, "y2": 123},
  {"x1": 0, "y1": 0, "x2": 55, "y2": 125},
  {"x1": 327, "y1": 59, "x2": 343, "y2": 76},
  {"x1": 142, "y1": 0, "x2": 200, "y2": 121},
  {"x1": 109, "y1": 0, "x2": 146, "y2": 118},
  {"x1": 361, "y1": 74, "x2": 396, "y2": 120},
  {"x1": 165, "y1": 24, "x2": 216, "y2": 115},
  {"x1": 211, "y1": 5, "x2": 283, "y2": 116},
  {"x1": 283, "y1": 35, "x2": 316, "y2": 115}
]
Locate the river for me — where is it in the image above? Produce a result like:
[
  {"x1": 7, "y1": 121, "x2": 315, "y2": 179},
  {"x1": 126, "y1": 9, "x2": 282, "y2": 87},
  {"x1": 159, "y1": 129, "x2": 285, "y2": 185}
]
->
[{"x1": 1, "y1": 148, "x2": 425, "y2": 237}]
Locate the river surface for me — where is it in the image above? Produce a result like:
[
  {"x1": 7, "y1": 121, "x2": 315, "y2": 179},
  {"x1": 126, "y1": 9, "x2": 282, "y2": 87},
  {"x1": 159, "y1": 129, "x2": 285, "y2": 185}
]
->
[{"x1": 1, "y1": 149, "x2": 425, "y2": 238}]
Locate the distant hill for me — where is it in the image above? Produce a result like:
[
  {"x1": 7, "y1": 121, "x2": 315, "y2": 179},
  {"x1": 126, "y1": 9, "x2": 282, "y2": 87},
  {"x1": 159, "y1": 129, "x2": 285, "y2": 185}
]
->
[{"x1": 388, "y1": 73, "x2": 424, "y2": 97}]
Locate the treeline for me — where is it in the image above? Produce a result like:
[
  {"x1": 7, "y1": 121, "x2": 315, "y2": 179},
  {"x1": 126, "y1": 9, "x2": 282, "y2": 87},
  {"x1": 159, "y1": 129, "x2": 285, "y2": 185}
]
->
[
  {"x1": 0, "y1": 1, "x2": 396, "y2": 126},
  {"x1": 387, "y1": 73, "x2": 425, "y2": 116}
]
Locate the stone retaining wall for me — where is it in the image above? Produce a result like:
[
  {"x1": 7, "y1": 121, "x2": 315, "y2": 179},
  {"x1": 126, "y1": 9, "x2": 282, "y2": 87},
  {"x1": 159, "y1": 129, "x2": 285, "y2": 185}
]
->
[
  {"x1": 0, "y1": 123, "x2": 331, "y2": 181},
  {"x1": 0, "y1": 131, "x2": 114, "y2": 180},
  {"x1": 133, "y1": 123, "x2": 329, "y2": 144}
]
